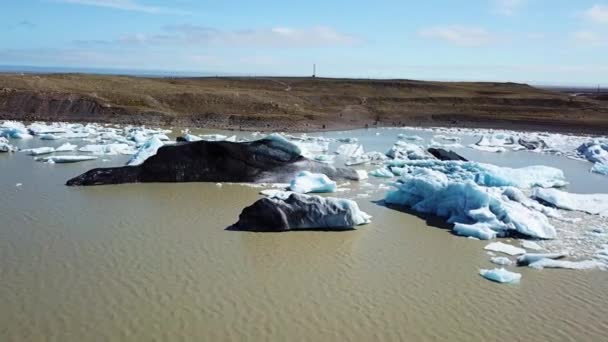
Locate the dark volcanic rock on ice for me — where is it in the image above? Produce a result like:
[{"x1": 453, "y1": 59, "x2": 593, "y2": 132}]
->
[
  {"x1": 66, "y1": 137, "x2": 361, "y2": 186},
  {"x1": 229, "y1": 192, "x2": 371, "y2": 232},
  {"x1": 427, "y1": 148, "x2": 468, "y2": 161}
]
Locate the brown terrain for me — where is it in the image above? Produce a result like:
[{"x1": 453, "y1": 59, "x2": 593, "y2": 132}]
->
[{"x1": 1, "y1": 73, "x2": 608, "y2": 133}]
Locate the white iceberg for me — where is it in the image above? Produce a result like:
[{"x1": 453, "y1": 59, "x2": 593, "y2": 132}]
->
[
  {"x1": 0, "y1": 137, "x2": 16, "y2": 152},
  {"x1": 479, "y1": 268, "x2": 521, "y2": 283},
  {"x1": 127, "y1": 136, "x2": 164, "y2": 166},
  {"x1": 577, "y1": 142, "x2": 608, "y2": 165},
  {"x1": 336, "y1": 143, "x2": 364, "y2": 158},
  {"x1": 200, "y1": 134, "x2": 228, "y2": 141},
  {"x1": 532, "y1": 188, "x2": 608, "y2": 217},
  {"x1": 490, "y1": 256, "x2": 513, "y2": 266},
  {"x1": 39, "y1": 133, "x2": 63, "y2": 140},
  {"x1": 79, "y1": 143, "x2": 134, "y2": 155},
  {"x1": 24, "y1": 147, "x2": 55, "y2": 156},
  {"x1": 591, "y1": 163, "x2": 608, "y2": 175},
  {"x1": 397, "y1": 134, "x2": 423, "y2": 142},
  {"x1": 516, "y1": 253, "x2": 568, "y2": 266},
  {"x1": 289, "y1": 171, "x2": 337, "y2": 194},
  {"x1": 55, "y1": 143, "x2": 78, "y2": 152},
  {"x1": 369, "y1": 167, "x2": 394, "y2": 178},
  {"x1": 36, "y1": 155, "x2": 98, "y2": 163},
  {"x1": 385, "y1": 168, "x2": 557, "y2": 239},
  {"x1": 468, "y1": 144, "x2": 507, "y2": 153},
  {"x1": 528, "y1": 259, "x2": 605, "y2": 270},
  {"x1": 484, "y1": 242, "x2": 527, "y2": 255},
  {"x1": 386, "y1": 141, "x2": 428, "y2": 160},
  {"x1": 476, "y1": 134, "x2": 516, "y2": 147},
  {"x1": 345, "y1": 155, "x2": 370, "y2": 166},
  {"x1": 384, "y1": 160, "x2": 566, "y2": 189},
  {"x1": 182, "y1": 133, "x2": 202, "y2": 142},
  {"x1": 521, "y1": 240, "x2": 544, "y2": 251}
]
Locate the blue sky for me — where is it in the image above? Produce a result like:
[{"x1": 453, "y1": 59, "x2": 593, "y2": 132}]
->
[{"x1": 1, "y1": 0, "x2": 608, "y2": 85}]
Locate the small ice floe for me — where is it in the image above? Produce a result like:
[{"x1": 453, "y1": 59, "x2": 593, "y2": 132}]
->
[
  {"x1": 355, "y1": 170, "x2": 368, "y2": 180},
  {"x1": 434, "y1": 135, "x2": 461, "y2": 142},
  {"x1": 476, "y1": 133, "x2": 517, "y2": 147},
  {"x1": 591, "y1": 163, "x2": 608, "y2": 175},
  {"x1": 55, "y1": 143, "x2": 78, "y2": 152},
  {"x1": 479, "y1": 268, "x2": 521, "y2": 284},
  {"x1": 231, "y1": 192, "x2": 371, "y2": 231},
  {"x1": 15, "y1": 183, "x2": 22, "y2": 187},
  {"x1": 23, "y1": 147, "x2": 55, "y2": 156},
  {"x1": 397, "y1": 134, "x2": 423, "y2": 142},
  {"x1": 200, "y1": 134, "x2": 228, "y2": 141},
  {"x1": 1, "y1": 121, "x2": 33, "y2": 139},
  {"x1": 0, "y1": 137, "x2": 16, "y2": 152},
  {"x1": 490, "y1": 256, "x2": 513, "y2": 266},
  {"x1": 516, "y1": 253, "x2": 568, "y2": 266},
  {"x1": 345, "y1": 155, "x2": 370, "y2": 166},
  {"x1": 429, "y1": 140, "x2": 463, "y2": 149},
  {"x1": 364, "y1": 151, "x2": 389, "y2": 164},
  {"x1": 532, "y1": 188, "x2": 608, "y2": 217},
  {"x1": 127, "y1": 136, "x2": 164, "y2": 166},
  {"x1": 387, "y1": 141, "x2": 428, "y2": 160},
  {"x1": 369, "y1": 167, "x2": 394, "y2": 178},
  {"x1": 36, "y1": 155, "x2": 98, "y2": 163},
  {"x1": 289, "y1": 171, "x2": 337, "y2": 194},
  {"x1": 79, "y1": 143, "x2": 134, "y2": 155},
  {"x1": 484, "y1": 242, "x2": 526, "y2": 256},
  {"x1": 39, "y1": 133, "x2": 63, "y2": 140},
  {"x1": 468, "y1": 144, "x2": 507, "y2": 153},
  {"x1": 521, "y1": 240, "x2": 544, "y2": 251},
  {"x1": 314, "y1": 155, "x2": 335, "y2": 164},
  {"x1": 260, "y1": 189, "x2": 293, "y2": 199},
  {"x1": 182, "y1": 133, "x2": 202, "y2": 142},
  {"x1": 453, "y1": 223, "x2": 497, "y2": 240},
  {"x1": 336, "y1": 143, "x2": 364, "y2": 158},
  {"x1": 527, "y1": 259, "x2": 605, "y2": 270},
  {"x1": 576, "y1": 141, "x2": 608, "y2": 164}
]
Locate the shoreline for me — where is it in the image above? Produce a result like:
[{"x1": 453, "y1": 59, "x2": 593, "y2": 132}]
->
[{"x1": 2, "y1": 73, "x2": 608, "y2": 136}]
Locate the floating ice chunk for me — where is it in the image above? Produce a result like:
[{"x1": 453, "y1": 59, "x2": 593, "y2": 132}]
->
[
  {"x1": 453, "y1": 223, "x2": 497, "y2": 240},
  {"x1": 24, "y1": 147, "x2": 55, "y2": 156},
  {"x1": 1, "y1": 121, "x2": 33, "y2": 139},
  {"x1": 289, "y1": 171, "x2": 337, "y2": 194},
  {"x1": 345, "y1": 155, "x2": 370, "y2": 166},
  {"x1": 0, "y1": 137, "x2": 16, "y2": 152},
  {"x1": 386, "y1": 141, "x2": 428, "y2": 160},
  {"x1": 528, "y1": 259, "x2": 605, "y2": 270},
  {"x1": 434, "y1": 135, "x2": 461, "y2": 142},
  {"x1": 517, "y1": 253, "x2": 568, "y2": 266},
  {"x1": 293, "y1": 140, "x2": 330, "y2": 158},
  {"x1": 397, "y1": 134, "x2": 423, "y2": 142},
  {"x1": 468, "y1": 144, "x2": 507, "y2": 153},
  {"x1": 36, "y1": 155, "x2": 98, "y2": 163},
  {"x1": 484, "y1": 242, "x2": 526, "y2": 256},
  {"x1": 591, "y1": 163, "x2": 608, "y2": 176},
  {"x1": 260, "y1": 189, "x2": 293, "y2": 200},
  {"x1": 182, "y1": 133, "x2": 202, "y2": 142},
  {"x1": 576, "y1": 141, "x2": 608, "y2": 164},
  {"x1": 369, "y1": 167, "x2": 394, "y2": 178},
  {"x1": 200, "y1": 134, "x2": 228, "y2": 141},
  {"x1": 521, "y1": 240, "x2": 544, "y2": 251},
  {"x1": 532, "y1": 188, "x2": 608, "y2": 217},
  {"x1": 314, "y1": 155, "x2": 335, "y2": 163},
  {"x1": 225, "y1": 135, "x2": 237, "y2": 142},
  {"x1": 476, "y1": 134, "x2": 516, "y2": 147},
  {"x1": 364, "y1": 151, "x2": 389, "y2": 163},
  {"x1": 490, "y1": 256, "x2": 513, "y2": 266},
  {"x1": 153, "y1": 133, "x2": 171, "y2": 141},
  {"x1": 232, "y1": 192, "x2": 372, "y2": 231},
  {"x1": 336, "y1": 144, "x2": 364, "y2": 158},
  {"x1": 39, "y1": 134, "x2": 63, "y2": 140},
  {"x1": 79, "y1": 143, "x2": 134, "y2": 155},
  {"x1": 386, "y1": 160, "x2": 566, "y2": 189},
  {"x1": 355, "y1": 170, "x2": 368, "y2": 180},
  {"x1": 479, "y1": 268, "x2": 521, "y2": 283},
  {"x1": 430, "y1": 140, "x2": 464, "y2": 149},
  {"x1": 385, "y1": 168, "x2": 557, "y2": 239},
  {"x1": 55, "y1": 143, "x2": 78, "y2": 152},
  {"x1": 28, "y1": 123, "x2": 67, "y2": 136},
  {"x1": 127, "y1": 136, "x2": 164, "y2": 166},
  {"x1": 15, "y1": 183, "x2": 22, "y2": 187}
]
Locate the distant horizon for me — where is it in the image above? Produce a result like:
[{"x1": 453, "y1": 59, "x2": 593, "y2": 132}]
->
[{"x1": 1, "y1": 64, "x2": 605, "y2": 89}]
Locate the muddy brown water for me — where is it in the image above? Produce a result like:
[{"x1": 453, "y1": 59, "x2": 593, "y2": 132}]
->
[{"x1": 1, "y1": 127, "x2": 608, "y2": 341}]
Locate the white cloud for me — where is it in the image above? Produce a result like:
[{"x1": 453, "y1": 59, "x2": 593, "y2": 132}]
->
[
  {"x1": 418, "y1": 26, "x2": 498, "y2": 47},
  {"x1": 87, "y1": 25, "x2": 362, "y2": 48},
  {"x1": 584, "y1": 4, "x2": 608, "y2": 24},
  {"x1": 55, "y1": 0, "x2": 186, "y2": 15},
  {"x1": 571, "y1": 31, "x2": 606, "y2": 45},
  {"x1": 493, "y1": 0, "x2": 527, "y2": 16}
]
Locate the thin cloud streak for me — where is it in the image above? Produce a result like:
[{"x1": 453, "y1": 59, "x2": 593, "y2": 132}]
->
[{"x1": 54, "y1": 0, "x2": 187, "y2": 15}]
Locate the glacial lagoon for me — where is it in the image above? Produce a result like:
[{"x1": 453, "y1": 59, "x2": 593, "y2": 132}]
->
[{"x1": 2, "y1": 123, "x2": 608, "y2": 341}]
